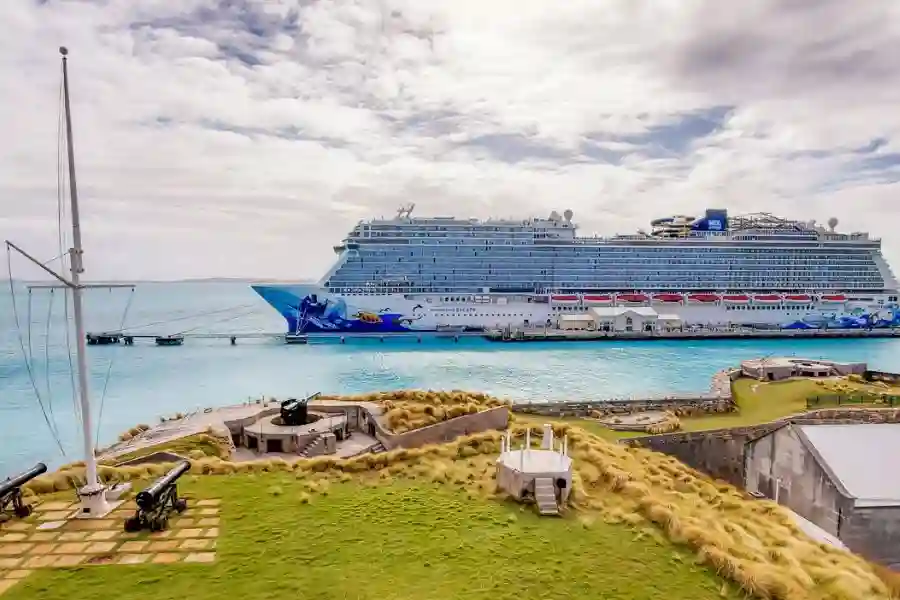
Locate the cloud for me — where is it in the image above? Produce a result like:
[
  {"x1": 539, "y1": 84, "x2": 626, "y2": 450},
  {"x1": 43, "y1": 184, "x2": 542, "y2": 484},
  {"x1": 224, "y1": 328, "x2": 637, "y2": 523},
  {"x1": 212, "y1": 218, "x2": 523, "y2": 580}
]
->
[{"x1": 1, "y1": 0, "x2": 899, "y2": 282}]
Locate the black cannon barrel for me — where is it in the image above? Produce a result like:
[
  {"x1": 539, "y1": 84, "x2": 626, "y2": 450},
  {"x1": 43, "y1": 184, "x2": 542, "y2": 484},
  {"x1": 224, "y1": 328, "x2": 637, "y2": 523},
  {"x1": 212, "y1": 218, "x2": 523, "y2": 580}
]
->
[
  {"x1": 136, "y1": 460, "x2": 191, "y2": 510},
  {"x1": 0, "y1": 463, "x2": 48, "y2": 497}
]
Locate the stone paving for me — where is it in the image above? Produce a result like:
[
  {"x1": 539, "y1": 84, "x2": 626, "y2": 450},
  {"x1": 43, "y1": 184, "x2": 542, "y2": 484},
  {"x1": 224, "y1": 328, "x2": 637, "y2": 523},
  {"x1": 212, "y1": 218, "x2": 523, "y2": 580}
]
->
[{"x1": 0, "y1": 498, "x2": 221, "y2": 595}]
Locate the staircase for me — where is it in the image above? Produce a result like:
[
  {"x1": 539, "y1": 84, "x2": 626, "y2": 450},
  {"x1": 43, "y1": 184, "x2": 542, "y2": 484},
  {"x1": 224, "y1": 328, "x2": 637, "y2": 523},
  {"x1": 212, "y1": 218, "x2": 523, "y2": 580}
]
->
[
  {"x1": 369, "y1": 441, "x2": 386, "y2": 453},
  {"x1": 298, "y1": 434, "x2": 325, "y2": 458},
  {"x1": 534, "y1": 478, "x2": 560, "y2": 516}
]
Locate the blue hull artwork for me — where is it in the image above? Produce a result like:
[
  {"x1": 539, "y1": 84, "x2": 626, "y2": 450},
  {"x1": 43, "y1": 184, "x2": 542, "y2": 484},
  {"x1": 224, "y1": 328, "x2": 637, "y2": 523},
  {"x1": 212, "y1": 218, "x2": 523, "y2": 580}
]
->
[
  {"x1": 796, "y1": 306, "x2": 900, "y2": 330},
  {"x1": 252, "y1": 285, "x2": 423, "y2": 333}
]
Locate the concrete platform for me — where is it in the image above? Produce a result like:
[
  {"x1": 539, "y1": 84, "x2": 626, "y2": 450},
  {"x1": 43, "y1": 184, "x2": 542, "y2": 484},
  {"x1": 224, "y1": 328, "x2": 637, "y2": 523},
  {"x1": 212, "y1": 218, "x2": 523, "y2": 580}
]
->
[{"x1": 102, "y1": 398, "x2": 391, "y2": 464}]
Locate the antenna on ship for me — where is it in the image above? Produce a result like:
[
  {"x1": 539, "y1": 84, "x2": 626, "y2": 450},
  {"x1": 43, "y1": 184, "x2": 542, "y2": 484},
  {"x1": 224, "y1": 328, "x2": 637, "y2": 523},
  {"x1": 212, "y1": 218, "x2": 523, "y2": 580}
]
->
[
  {"x1": 5, "y1": 47, "x2": 128, "y2": 519},
  {"x1": 396, "y1": 203, "x2": 415, "y2": 220}
]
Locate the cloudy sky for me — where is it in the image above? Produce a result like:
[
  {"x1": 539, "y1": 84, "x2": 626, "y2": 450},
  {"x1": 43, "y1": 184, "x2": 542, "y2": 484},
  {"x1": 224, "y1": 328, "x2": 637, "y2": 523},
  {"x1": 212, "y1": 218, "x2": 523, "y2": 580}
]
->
[{"x1": 1, "y1": 0, "x2": 899, "y2": 282}]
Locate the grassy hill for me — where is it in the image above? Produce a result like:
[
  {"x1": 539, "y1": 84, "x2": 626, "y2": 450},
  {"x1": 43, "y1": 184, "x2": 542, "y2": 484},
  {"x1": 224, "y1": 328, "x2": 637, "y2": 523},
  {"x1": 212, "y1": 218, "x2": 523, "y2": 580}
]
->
[{"x1": 7, "y1": 421, "x2": 898, "y2": 600}]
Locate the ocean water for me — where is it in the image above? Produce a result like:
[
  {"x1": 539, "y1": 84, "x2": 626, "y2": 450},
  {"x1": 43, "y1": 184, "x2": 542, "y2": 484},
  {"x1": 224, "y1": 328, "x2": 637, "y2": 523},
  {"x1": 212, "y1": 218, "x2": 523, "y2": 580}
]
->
[{"x1": 2, "y1": 281, "x2": 900, "y2": 478}]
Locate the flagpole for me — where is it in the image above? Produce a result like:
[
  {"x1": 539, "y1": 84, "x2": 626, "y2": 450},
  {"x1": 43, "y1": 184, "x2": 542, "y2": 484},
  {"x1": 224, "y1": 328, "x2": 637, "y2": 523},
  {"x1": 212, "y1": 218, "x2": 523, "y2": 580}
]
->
[{"x1": 60, "y1": 46, "x2": 113, "y2": 518}]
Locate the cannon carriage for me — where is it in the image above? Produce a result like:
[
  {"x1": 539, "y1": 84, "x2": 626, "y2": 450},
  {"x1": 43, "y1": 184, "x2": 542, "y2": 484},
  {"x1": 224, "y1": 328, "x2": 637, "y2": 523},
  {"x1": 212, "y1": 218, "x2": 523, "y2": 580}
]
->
[
  {"x1": 123, "y1": 460, "x2": 191, "y2": 532},
  {"x1": 0, "y1": 463, "x2": 48, "y2": 522}
]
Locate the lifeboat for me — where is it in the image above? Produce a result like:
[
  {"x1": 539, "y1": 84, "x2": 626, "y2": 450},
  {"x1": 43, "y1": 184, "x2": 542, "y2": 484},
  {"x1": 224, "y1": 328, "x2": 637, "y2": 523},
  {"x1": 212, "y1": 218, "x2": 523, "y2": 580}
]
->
[
  {"x1": 582, "y1": 294, "x2": 614, "y2": 305},
  {"x1": 783, "y1": 294, "x2": 813, "y2": 303},
  {"x1": 819, "y1": 294, "x2": 847, "y2": 303},
  {"x1": 652, "y1": 293, "x2": 684, "y2": 303},
  {"x1": 753, "y1": 294, "x2": 782, "y2": 304},
  {"x1": 616, "y1": 293, "x2": 650, "y2": 304},
  {"x1": 722, "y1": 294, "x2": 750, "y2": 304},
  {"x1": 550, "y1": 294, "x2": 580, "y2": 305},
  {"x1": 687, "y1": 293, "x2": 720, "y2": 303}
]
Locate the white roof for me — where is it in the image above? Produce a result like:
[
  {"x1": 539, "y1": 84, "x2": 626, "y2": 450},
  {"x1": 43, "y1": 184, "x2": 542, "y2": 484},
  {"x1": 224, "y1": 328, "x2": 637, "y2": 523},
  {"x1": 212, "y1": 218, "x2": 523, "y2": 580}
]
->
[
  {"x1": 798, "y1": 424, "x2": 900, "y2": 505},
  {"x1": 497, "y1": 449, "x2": 573, "y2": 474},
  {"x1": 588, "y1": 306, "x2": 658, "y2": 318},
  {"x1": 559, "y1": 314, "x2": 594, "y2": 322},
  {"x1": 657, "y1": 314, "x2": 682, "y2": 322}
]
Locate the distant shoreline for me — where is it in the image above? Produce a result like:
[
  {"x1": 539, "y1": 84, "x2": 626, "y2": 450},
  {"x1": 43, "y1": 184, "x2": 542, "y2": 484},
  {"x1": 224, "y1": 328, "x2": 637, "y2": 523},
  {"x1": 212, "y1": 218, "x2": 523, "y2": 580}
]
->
[{"x1": 4, "y1": 278, "x2": 312, "y2": 285}]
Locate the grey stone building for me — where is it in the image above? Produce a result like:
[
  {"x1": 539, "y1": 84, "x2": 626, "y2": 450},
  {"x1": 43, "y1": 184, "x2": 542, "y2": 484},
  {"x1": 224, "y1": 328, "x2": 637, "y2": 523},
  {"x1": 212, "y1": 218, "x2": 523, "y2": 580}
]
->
[{"x1": 745, "y1": 422, "x2": 900, "y2": 569}]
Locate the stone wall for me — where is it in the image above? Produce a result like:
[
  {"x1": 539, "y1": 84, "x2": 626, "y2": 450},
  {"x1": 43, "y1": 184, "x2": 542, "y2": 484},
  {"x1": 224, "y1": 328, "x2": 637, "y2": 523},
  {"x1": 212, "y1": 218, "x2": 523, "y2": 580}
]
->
[
  {"x1": 841, "y1": 506, "x2": 900, "y2": 570},
  {"x1": 379, "y1": 406, "x2": 510, "y2": 450},
  {"x1": 514, "y1": 396, "x2": 734, "y2": 418},
  {"x1": 513, "y1": 369, "x2": 736, "y2": 418},
  {"x1": 624, "y1": 423, "x2": 783, "y2": 485},
  {"x1": 623, "y1": 408, "x2": 900, "y2": 486}
]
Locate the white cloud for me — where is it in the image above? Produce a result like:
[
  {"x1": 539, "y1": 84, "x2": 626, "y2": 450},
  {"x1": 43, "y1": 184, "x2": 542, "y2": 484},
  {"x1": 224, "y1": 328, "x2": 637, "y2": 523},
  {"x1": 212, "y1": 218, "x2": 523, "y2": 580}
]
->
[{"x1": 1, "y1": 0, "x2": 899, "y2": 282}]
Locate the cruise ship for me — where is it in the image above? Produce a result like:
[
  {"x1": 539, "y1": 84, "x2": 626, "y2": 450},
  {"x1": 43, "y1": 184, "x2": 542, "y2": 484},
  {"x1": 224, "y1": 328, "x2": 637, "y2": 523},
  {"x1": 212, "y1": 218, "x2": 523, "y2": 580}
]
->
[{"x1": 252, "y1": 205, "x2": 900, "y2": 334}]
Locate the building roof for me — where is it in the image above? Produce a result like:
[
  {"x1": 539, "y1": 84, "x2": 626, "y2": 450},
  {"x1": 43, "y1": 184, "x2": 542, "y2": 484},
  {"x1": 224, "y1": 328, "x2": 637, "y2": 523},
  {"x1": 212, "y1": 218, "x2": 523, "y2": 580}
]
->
[
  {"x1": 559, "y1": 314, "x2": 595, "y2": 322},
  {"x1": 657, "y1": 314, "x2": 682, "y2": 322},
  {"x1": 796, "y1": 423, "x2": 900, "y2": 506},
  {"x1": 588, "y1": 306, "x2": 658, "y2": 318}
]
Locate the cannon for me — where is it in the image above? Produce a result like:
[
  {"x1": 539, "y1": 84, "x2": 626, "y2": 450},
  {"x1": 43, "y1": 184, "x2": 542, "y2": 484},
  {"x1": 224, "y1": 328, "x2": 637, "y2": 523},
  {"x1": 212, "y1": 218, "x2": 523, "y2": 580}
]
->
[
  {"x1": 280, "y1": 396, "x2": 309, "y2": 426},
  {"x1": 0, "y1": 463, "x2": 47, "y2": 521},
  {"x1": 123, "y1": 460, "x2": 190, "y2": 532}
]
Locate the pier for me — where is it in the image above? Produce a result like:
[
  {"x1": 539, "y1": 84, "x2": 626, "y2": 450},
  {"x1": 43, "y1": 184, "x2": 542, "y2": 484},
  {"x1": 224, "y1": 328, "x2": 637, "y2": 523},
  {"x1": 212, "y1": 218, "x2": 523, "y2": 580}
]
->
[
  {"x1": 85, "y1": 327, "x2": 900, "y2": 347},
  {"x1": 485, "y1": 328, "x2": 900, "y2": 343},
  {"x1": 84, "y1": 331, "x2": 483, "y2": 347},
  {"x1": 86, "y1": 332, "x2": 298, "y2": 347}
]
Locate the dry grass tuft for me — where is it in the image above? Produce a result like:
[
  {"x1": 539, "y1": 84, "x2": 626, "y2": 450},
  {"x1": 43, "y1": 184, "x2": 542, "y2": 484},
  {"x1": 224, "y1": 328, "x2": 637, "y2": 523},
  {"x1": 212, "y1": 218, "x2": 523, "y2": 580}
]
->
[{"x1": 320, "y1": 389, "x2": 509, "y2": 433}]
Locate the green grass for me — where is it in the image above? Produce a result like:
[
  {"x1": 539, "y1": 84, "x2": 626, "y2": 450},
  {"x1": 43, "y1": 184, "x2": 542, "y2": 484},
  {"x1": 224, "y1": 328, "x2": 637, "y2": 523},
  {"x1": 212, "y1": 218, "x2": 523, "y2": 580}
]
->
[
  {"x1": 8, "y1": 476, "x2": 737, "y2": 600},
  {"x1": 679, "y1": 378, "x2": 890, "y2": 431}
]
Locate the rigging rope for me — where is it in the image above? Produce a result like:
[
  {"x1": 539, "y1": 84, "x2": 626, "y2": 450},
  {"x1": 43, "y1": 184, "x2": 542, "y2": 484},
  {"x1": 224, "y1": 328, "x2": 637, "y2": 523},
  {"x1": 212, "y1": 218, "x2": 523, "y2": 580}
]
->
[
  {"x1": 118, "y1": 303, "x2": 258, "y2": 332},
  {"x1": 63, "y1": 287, "x2": 80, "y2": 425},
  {"x1": 44, "y1": 289, "x2": 59, "y2": 434},
  {"x1": 5, "y1": 246, "x2": 66, "y2": 456},
  {"x1": 94, "y1": 287, "x2": 136, "y2": 447},
  {"x1": 26, "y1": 288, "x2": 34, "y2": 366},
  {"x1": 173, "y1": 306, "x2": 262, "y2": 335}
]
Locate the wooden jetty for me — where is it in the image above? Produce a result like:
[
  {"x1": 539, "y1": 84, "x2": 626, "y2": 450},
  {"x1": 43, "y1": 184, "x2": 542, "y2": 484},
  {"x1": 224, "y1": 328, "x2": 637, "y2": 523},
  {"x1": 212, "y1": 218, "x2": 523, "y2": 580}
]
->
[{"x1": 84, "y1": 330, "x2": 484, "y2": 347}]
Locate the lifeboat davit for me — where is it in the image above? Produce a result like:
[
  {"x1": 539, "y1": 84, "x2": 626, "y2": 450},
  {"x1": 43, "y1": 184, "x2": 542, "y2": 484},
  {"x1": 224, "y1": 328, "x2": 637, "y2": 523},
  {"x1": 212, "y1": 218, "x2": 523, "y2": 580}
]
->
[
  {"x1": 687, "y1": 293, "x2": 720, "y2": 303},
  {"x1": 616, "y1": 293, "x2": 650, "y2": 304},
  {"x1": 652, "y1": 293, "x2": 684, "y2": 303},
  {"x1": 784, "y1": 294, "x2": 813, "y2": 303},
  {"x1": 753, "y1": 294, "x2": 782, "y2": 304},
  {"x1": 582, "y1": 294, "x2": 614, "y2": 305},
  {"x1": 820, "y1": 294, "x2": 847, "y2": 303},
  {"x1": 722, "y1": 294, "x2": 750, "y2": 304},
  {"x1": 550, "y1": 294, "x2": 580, "y2": 305}
]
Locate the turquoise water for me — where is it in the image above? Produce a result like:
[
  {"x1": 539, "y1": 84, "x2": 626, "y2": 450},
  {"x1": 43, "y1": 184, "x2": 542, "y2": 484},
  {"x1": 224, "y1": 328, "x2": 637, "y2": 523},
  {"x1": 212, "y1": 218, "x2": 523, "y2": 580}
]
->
[{"x1": 3, "y1": 281, "x2": 900, "y2": 478}]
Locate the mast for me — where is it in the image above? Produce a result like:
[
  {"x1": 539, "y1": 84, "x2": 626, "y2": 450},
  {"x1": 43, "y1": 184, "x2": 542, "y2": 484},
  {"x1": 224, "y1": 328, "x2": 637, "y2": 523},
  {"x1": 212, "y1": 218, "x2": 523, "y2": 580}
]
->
[{"x1": 60, "y1": 46, "x2": 111, "y2": 517}]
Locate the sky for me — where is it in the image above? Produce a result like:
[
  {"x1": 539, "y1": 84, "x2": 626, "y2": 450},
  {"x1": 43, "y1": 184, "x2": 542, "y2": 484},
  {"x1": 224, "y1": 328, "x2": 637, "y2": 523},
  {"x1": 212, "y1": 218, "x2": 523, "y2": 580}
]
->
[{"x1": 1, "y1": 0, "x2": 899, "y2": 282}]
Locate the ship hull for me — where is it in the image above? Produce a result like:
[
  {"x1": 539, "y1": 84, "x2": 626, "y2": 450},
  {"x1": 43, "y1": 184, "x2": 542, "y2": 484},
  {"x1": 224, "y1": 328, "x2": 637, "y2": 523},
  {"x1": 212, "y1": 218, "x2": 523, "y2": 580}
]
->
[{"x1": 252, "y1": 285, "x2": 900, "y2": 334}]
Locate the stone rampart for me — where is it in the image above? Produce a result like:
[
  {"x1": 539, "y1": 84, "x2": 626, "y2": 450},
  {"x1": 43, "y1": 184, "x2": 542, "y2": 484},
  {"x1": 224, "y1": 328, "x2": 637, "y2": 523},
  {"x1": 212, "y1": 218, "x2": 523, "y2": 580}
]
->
[{"x1": 512, "y1": 369, "x2": 737, "y2": 418}]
